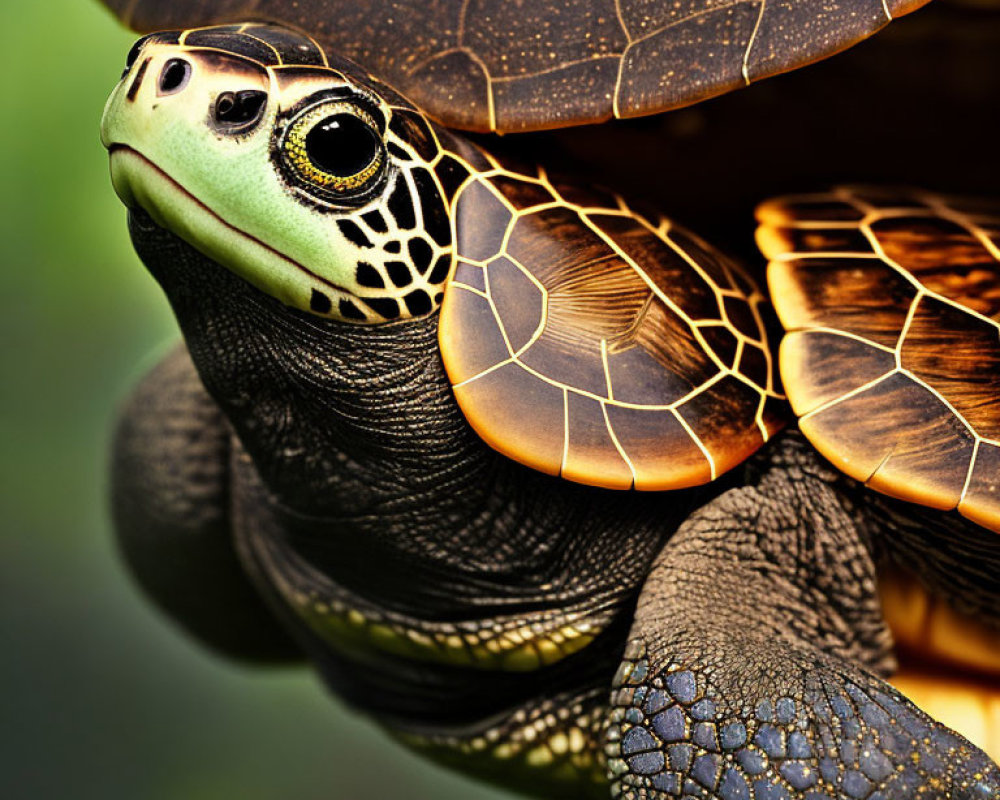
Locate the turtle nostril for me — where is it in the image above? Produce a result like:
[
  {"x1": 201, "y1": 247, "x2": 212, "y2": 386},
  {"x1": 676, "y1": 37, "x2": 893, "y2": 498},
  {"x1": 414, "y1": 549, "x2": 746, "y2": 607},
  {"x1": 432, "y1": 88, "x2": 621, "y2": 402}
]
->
[
  {"x1": 158, "y1": 59, "x2": 191, "y2": 95},
  {"x1": 213, "y1": 90, "x2": 268, "y2": 127}
]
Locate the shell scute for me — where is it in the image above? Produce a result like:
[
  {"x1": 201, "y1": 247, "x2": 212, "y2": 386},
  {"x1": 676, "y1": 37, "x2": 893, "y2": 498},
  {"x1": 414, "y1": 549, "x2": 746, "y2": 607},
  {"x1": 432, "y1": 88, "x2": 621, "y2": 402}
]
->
[
  {"x1": 722, "y1": 295, "x2": 762, "y2": 343},
  {"x1": 490, "y1": 176, "x2": 557, "y2": 212},
  {"x1": 453, "y1": 180, "x2": 512, "y2": 262},
  {"x1": 604, "y1": 405, "x2": 712, "y2": 491},
  {"x1": 768, "y1": 257, "x2": 917, "y2": 349},
  {"x1": 869, "y1": 215, "x2": 1000, "y2": 321},
  {"x1": 676, "y1": 375, "x2": 767, "y2": 478},
  {"x1": 698, "y1": 324, "x2": 740, "y2": 370},
  {"x1": 438, "y1": 282, "x2": 509, "y2": 383},
  {"x1": 759, "y1": 186, "x2": 1000, "y2": 532},
  {"x1": 604, "y1": 343, "x2": 698, "y2": 406},
  {"x1": 519, "y1": 331, "x2": 609, "y2": 397},
  {"x1": 451, "y1": 260, "x2": 486, "y2": 292},
  {"x1": 485, "y1": 257, "x2": 544, "y2": 354},
  {"x1": 452, "y1": 361, "x2": 566, "y2": 476},
  {"x1": 802, "y1": 372, "x2": 977, "y2": 512},
  {"x1": 552, "y1": 180, "x2": 621, "y2": 211},
  {"x1": 665, "y1": 226, "x2": 740, "y2": 292},
  {"x1": 588, "y1": 213, "x2": 724, "y2": 322},
  {"x1": 441, "y1": 166, "x2": 783, "y2": 490},
  {"x1": 563, "y1": 394, "x2": 634, "y2": 490},
  {"x1": 493, "y1": 57, "x2": 621, "y2": 132},
  {"x1": 779, "y1": 330, "x2": 895, "y2": 417},
  {"x1": 738, "y1": 343, "x2": 770, "y2": 391},
  {"x1": 962, "y1": 443, "x2": 1000, "y2": 533},
  {"x1": 900, "y1": 296, "x2": 1000, "y2": 440},
  {"x1": 111, "y1": 1, "x2": 929, "y2": 132}
]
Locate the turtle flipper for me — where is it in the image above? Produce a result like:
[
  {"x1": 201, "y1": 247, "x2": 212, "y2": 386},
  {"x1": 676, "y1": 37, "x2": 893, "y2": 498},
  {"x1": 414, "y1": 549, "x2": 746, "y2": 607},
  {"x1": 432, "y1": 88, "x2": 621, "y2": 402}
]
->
[
  {"x1": 112, "y1": 344, "x2": 302, "y2": 663},
  {"x1": 606, "y1": 432, "x2": 1000, "y2": 799}
]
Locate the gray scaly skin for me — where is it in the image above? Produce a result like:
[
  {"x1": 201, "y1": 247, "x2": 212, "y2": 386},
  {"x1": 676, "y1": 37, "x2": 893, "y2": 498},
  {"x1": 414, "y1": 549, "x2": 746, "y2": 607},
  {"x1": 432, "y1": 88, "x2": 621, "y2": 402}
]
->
[
  {"x1": 608, "y1": 438, "x2": 1000, "y2": 799},
  {"x1": 113, "y1": 209, "x2": 1000, "y2": 799}
]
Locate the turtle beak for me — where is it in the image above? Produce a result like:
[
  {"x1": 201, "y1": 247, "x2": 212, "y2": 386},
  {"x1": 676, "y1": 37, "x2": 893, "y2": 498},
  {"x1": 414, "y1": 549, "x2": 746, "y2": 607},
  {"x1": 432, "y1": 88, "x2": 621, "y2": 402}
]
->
[{"x1": 101, "y1": 34, "x2": 159, "y2": 152}]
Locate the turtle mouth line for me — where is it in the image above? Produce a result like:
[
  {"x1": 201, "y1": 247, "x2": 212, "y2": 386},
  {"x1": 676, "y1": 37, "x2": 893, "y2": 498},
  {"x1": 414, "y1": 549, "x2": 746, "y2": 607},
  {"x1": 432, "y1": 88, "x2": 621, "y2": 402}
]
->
[{"x1": 106, "y1": 143, "x2": 354, "y2": 297}]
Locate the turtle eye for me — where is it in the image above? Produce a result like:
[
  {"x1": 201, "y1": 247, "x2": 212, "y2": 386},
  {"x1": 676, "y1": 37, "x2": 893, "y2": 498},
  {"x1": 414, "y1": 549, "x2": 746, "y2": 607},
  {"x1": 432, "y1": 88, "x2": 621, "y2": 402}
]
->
[{"x1": 279, "y1": 102, "x2": 386, "y2": 200}]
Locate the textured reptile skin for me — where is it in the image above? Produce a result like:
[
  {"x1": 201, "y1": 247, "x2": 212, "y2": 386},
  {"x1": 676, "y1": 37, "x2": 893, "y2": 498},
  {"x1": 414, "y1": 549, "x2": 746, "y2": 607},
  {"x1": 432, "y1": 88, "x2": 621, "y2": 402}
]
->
[
  {"x1": 607, "y1": 435, "x2": 1000, "y2": 799},
  {"x1": 115, "y1": 213, "x2": 1000, "y2": 797}
]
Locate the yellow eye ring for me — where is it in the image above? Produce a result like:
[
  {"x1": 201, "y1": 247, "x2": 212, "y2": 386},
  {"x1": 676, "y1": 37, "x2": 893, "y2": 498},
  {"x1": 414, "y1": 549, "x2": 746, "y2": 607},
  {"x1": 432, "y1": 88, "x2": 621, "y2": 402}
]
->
[{"x1": 281, "y1": 102, "x2": 384, "y2": 196}]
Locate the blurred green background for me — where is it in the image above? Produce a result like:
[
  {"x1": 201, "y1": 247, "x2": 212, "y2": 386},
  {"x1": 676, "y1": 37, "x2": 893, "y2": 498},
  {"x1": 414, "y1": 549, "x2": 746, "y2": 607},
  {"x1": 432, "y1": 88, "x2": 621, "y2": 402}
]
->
[{"x1": 0, "y1": 3, "x2": 513, "y2": 798}]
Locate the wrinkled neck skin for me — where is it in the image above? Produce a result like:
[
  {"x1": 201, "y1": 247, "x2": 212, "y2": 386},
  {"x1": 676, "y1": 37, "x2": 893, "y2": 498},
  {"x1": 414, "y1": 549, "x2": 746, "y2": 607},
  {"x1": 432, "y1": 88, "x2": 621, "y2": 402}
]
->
[{"x1": 129, "y1": 211, "x2": 695, "y2": 619}]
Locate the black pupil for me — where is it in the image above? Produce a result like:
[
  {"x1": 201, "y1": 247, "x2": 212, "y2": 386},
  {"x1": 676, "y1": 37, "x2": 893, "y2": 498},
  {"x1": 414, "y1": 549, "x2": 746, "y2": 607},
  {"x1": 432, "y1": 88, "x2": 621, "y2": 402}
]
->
[{"x1": 305, "y1": 114, "x2": 379, "y2": 178}]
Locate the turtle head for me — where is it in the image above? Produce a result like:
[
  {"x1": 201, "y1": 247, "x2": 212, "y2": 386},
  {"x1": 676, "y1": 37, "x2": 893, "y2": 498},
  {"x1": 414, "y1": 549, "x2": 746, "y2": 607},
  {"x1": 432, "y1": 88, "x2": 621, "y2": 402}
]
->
[{"x1": 102, "y1": 24, "x2": 455, "y2": 323}]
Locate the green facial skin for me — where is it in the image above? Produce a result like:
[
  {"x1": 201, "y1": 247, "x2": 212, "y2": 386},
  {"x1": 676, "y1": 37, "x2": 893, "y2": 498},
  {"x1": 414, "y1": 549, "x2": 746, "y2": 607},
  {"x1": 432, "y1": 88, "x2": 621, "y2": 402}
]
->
[{"x1": 101, "y1": 37, "x2": 443, "y2": 323}]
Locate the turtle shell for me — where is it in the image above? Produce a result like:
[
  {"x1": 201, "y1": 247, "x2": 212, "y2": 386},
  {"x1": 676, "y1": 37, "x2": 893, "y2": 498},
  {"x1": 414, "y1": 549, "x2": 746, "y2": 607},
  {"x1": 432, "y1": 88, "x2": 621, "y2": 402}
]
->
[
  {"x1": 439, "y1": 157, "x2": 785, "y2": 490},
  {"x1": 758, "y1": 186, "x2": 1000, "y2": 533},
  {"x1": 102, "y1": 0, "x2": 931, "y2": 132}
]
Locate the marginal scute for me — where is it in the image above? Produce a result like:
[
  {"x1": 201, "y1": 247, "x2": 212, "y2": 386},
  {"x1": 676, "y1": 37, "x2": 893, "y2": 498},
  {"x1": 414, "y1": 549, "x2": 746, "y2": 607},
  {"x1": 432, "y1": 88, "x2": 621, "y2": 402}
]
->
[
  {"x1": 759, "y1": 186, "x2": 1000, "y2": 532},
  {"x1": 961, "y1": 443, "x2": 1000, "y2": 533},
  {"x1": 442, "y1": 171, "x2": 783, "y2": 491},
  {"x1": 452, "y1": 361, "x2": 566, "y2": 476},
  {"x1": 562, "y1": 394, "x2": 633, "y2": 490},
  {"x1": 757, "y1": 224, "x2": 872, "y2": 257},
  {"x1": 605, "y1": 406, "x2": 712, "y2": 490},
  {"x1": 677, "y1": 375, "x2": 766, "y2": 478},
  {"x1": 768, "y1": 257, "x2": 917, "y2": 349},
  {"x1": 438, "y1": 285, "x2": 509, "y2": 384},
  {"x1": 407, "y1": 50, "x2": 492, "y2": 132},
  {"x1": 801, "y1": 373, "x2": 976, "y2": 511},
  {"x1": 744, "y1": 0, "x2": 887, "y2": 83},
  {"x1": 493, "y1": 57, "x2": 620, "y2": 131},
  {"x1": 756, "y1": 196, "x2": 865, "y2": 226},
  {"x1": 779, "y1": 330, "x2": 894, "y2": 417}
]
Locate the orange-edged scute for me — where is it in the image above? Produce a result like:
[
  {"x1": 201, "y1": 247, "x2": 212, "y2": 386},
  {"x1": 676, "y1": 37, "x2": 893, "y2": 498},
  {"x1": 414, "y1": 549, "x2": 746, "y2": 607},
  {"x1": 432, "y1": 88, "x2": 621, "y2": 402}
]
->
[
  {"x1": 106, "y1": 0, "x2": 932, "y2": 133},
  {"x1": 758, "y1": 186, "x2": 1000, "y2": 533},
  {"x1": 440, "y1": 159, "x2": 785, "y2": 491}
]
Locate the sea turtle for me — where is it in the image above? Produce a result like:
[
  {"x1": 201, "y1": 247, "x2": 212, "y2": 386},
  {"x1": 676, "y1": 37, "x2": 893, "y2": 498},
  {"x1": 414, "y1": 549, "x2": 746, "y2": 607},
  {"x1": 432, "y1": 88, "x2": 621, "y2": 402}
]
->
[{"x1": 96, "y1": 6, "x2": 1000, "y2": 800}]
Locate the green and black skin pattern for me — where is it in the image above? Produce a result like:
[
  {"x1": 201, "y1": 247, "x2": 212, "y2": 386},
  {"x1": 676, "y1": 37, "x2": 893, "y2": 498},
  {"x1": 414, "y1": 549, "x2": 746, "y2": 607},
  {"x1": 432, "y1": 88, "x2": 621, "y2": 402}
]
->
[{"x1": 106, "y1": 23, "x2": 1000, "y2": 800}]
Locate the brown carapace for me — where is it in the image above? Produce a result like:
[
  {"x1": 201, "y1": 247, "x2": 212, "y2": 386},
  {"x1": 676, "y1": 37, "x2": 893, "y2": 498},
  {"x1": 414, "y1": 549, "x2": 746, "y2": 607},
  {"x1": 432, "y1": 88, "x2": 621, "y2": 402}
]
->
[
  {"x1": 104, "y1": 0, "x2": 931, "y2": 132},
  {"x1": 440, "y1": 158, "x2": 785, "y2": 491},
  {"x1": 758, "y1": 186, "x2": 1000, "y2": 533}
]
